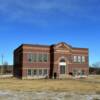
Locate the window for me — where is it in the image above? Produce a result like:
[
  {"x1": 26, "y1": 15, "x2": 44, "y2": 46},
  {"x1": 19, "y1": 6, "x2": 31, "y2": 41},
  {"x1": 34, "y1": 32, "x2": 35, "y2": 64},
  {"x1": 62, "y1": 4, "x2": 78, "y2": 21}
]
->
[
  {"x1": 73, "y1": 56, "x2": 77, "y2": 62},
  {"x1": 39, "y1": 69, "x2": 42, "y2": 75},
  {"x1": 73, "y1": 56, "x2": 86, "y2": 63},
  {"x1": 28, "y1": 53, "x2": 33, "y2": 62},
  {"x1": 43, "y1": 54, "x2": 48, "y2": 62},
  {"x1": 28, "y1": 69, "x2": 32, "y2": 76},
  {"x1": 43, "y1": 69, "x2": 48, "y2": 75},
  {"x1": 78, "y1": 56, "x2": 81, "y2": 63},
  {"x1": 33, "y1": 69, "x2": 37, "y2": 76},
  {"x1": 32, "y1": 54, "x2": 37, "y2": 62},
  {"x1": 82, "y1": 56, "x2": 85, "y2": 63},
  {"x1": 28, "y1": 53, "x2": 38, "y2": 62},
  {"x1": 60, "y1": 58, "x2": 65, "y2": 62},
  {"x1": 60, "y1": 65, "x2": 65, "y2": 74},
  {"x1": 28, "y1": 53, "x2": 48, "y2": 63},
  {"x1": 82, "y1": 70, "x2": 85, "y2": 75},
  {"x1": 73, "y1": 69, "x2": 78, "y2": 76},
  {"x1": 38, "y1": 54, "x2": 43, "y2": 62},
  {"x1": 27, "y1": 69, "x2": 48, "y2": 77}
]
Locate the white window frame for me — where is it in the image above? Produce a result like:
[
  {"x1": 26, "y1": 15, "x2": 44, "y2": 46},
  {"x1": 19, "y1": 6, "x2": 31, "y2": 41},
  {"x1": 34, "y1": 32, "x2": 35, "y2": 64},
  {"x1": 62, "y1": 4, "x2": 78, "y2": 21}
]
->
[
  {"x1": 73, "y1": 56, "x2": 77, "y2": 62},
  {"x1": 28, "y1": 53, "x2": 33, "y2": 63},
  {"x1": 39, "y1": 69, "x2": 43, "y2": 76},
  {"x1": 27, "y1": 69, "x2": 32, "y2": 76},
  {"x1": 43, "y1": 69, "x2": 48, "y2": 76},
  {"x1": 78, "y1": 56, "x2": 81, "y2": 63},
  {"x1": 43, "y1": 54, "x2": 48, "y2": 62},
  {"x1": 82, "y1": 56, "x2": 85, "y2": 63}
]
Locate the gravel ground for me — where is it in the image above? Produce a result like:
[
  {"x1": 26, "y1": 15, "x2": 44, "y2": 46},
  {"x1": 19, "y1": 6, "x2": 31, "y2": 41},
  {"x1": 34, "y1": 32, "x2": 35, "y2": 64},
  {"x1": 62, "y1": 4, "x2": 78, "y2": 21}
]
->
[{"x1": 0, "y1": 91, "x2": 100, "y2": 100}]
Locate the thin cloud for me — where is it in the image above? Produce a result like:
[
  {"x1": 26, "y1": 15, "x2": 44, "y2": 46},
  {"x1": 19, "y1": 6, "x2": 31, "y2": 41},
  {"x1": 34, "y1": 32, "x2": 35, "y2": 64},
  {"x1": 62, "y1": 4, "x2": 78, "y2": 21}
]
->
[{"x1": 0, "y1": 0, "x2": 100, "y2": 24}]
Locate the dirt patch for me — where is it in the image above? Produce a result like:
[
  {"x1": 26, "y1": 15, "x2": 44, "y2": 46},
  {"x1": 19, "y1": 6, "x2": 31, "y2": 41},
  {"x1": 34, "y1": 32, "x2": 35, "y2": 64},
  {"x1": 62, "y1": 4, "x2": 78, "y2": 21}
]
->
[
  {"x1": 0, "y1": 77, "x2": 100, "y2": 100},
  {"x1": 0, "y1": 90, "x2": 100, "y2": 100}
]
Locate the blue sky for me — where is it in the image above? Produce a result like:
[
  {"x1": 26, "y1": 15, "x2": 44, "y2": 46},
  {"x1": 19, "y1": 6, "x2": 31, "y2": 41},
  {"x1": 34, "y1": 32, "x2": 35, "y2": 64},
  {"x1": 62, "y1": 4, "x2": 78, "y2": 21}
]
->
[{"x1": 0, "y1": 0, "x2": 100, "y2": 65}]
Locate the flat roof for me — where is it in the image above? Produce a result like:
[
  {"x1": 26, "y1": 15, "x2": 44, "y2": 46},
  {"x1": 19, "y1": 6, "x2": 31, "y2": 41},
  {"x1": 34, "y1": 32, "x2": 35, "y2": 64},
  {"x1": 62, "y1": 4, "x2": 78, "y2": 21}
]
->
[{"x1": 14, "y1": 42, "x2": 88, "y2": 52}]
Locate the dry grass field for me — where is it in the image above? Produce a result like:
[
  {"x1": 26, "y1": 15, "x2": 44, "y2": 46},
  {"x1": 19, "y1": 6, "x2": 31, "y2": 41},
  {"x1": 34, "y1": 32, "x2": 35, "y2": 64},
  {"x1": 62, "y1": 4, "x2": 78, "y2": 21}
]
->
[{"x1": 0, "y1": 76, "x2": 100, "y2": 93}]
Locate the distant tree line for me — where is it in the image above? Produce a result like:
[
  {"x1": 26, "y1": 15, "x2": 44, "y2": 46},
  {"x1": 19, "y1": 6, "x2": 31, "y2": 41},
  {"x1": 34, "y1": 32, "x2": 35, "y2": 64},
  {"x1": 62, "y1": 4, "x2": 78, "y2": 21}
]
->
[
  {"x1": 0, "y1": 61, "x2": 100, "y2": 75},
  {"x1": 0, "y1": 62, "x2": 13, "y2": 75},
  {"x1": 89, "y1": 62, "x2": 100, "y2": 75}
]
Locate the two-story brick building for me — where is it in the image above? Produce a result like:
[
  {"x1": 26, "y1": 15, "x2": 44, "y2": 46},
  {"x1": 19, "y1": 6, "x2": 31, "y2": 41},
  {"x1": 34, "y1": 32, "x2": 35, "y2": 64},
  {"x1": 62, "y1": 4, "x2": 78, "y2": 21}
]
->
[{"x1": 13, "y1": 42, "x2": 89, "y2": 79}]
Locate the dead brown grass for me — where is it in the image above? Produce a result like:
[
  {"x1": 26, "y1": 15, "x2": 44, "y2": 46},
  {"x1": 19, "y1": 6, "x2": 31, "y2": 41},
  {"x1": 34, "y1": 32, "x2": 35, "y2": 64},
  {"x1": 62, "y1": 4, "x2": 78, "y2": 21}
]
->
[{"x1": 0, "y1": 77, "x2": 100, "y2": 93}]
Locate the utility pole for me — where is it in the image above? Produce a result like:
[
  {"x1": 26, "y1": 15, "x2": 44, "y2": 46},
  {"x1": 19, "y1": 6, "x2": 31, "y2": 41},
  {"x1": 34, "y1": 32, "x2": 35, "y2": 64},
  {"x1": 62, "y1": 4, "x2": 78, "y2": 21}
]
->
[
  {"x1": 1, "y1": 54, "x2": 4, "y2": 65},
  {"x1": 1, "y1": 54, "x2": 4, "y2": 75}
]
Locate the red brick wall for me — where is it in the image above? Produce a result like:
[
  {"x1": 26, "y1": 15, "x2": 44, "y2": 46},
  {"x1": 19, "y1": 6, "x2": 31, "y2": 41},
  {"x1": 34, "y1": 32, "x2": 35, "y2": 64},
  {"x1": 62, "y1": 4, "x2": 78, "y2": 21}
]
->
[
  {"x1": 22, "y1": 46, "x2": 50, "y2": 77},
  {"x1": 14, "y1": 43, "x2": 89, "y2": 79}
]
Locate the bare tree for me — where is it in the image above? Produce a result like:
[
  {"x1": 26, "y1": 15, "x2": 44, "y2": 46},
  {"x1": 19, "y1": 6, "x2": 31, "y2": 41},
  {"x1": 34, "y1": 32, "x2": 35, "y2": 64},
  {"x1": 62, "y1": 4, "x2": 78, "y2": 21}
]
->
[
  {"x1": 3, "y1": 61, "x2": 8, "y2": 74},
  {"x1": 89, "y1": 62, "x2": 100, "y2": 74},
  {"x1": 92, "y1": 62, "x2": 100, "y2": 68},
  {"x1": 0, "y1": 54, "x2": 4, "y2": 75}
]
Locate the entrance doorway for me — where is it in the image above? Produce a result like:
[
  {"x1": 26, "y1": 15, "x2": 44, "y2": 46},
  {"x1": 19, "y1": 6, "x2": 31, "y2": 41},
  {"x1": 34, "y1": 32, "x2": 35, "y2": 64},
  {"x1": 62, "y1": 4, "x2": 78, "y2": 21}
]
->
[
  {"x1": 60, "y1": 65, "x2": 66, "y2": 74},
  {"x1": 59, "y1": 58, "x2": 66, "y2": 75}
]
